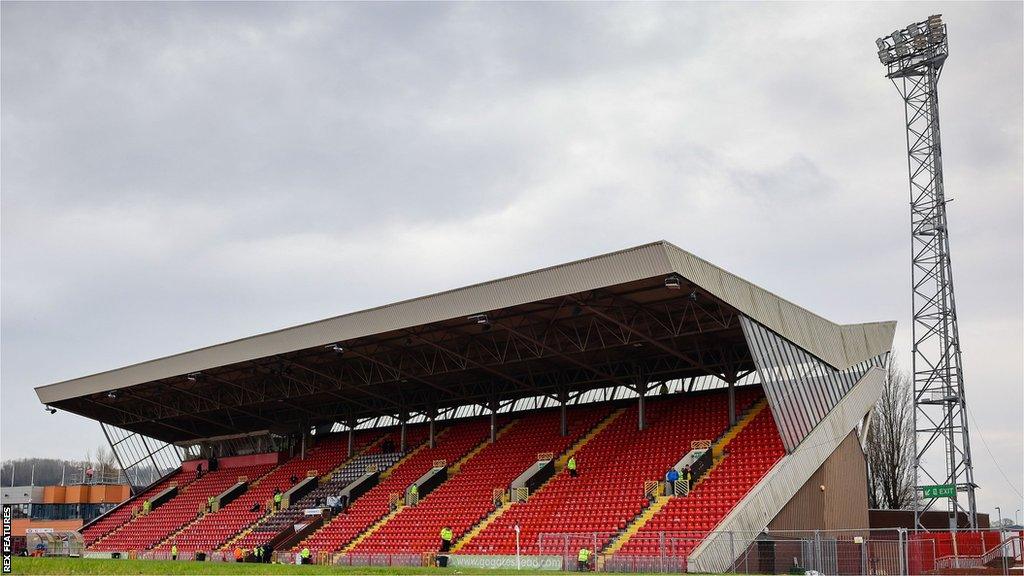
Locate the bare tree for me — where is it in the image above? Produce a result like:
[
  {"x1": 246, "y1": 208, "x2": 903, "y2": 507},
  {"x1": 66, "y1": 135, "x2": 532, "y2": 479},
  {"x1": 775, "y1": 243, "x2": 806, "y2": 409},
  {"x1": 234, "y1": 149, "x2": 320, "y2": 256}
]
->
[{"x1": 866, "y1": 357, "x2": 917, "y2": 509}]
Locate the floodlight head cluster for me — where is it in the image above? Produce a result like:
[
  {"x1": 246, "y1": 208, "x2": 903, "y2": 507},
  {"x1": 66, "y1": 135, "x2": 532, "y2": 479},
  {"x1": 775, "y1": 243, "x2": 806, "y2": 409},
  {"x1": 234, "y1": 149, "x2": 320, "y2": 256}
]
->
[{"x1": 876, "y1": 15, "x2": 947, "y2": 77}]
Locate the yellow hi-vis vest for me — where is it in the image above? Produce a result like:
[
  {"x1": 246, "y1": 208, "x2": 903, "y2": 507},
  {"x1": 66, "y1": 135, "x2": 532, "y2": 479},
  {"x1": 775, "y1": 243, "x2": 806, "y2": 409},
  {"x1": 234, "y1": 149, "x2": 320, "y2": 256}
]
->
[
  {"x1": 301, "y1": 547, "x2": 310, "y2": 558},
  {"x1": 171, "y1": 545, "x2": 177, "y2": 556},
  {"x1": 274, "y1": 492, "x2": 283, "y2": 503},
  {"x1": 578, "y1": 548, "x2": 591, "y2": 562},
  {"x1": 440, "y1": 527, "x2": 453, "y2": 541},
  {"x1": 567, "y1": 457, "x2": 577, "y2": 470}
]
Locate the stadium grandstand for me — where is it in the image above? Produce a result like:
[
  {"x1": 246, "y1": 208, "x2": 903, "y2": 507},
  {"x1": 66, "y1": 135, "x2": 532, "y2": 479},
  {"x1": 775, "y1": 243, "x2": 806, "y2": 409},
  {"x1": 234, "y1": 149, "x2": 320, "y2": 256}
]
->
[{"x1": 35, "y1": 241, "x2": 898, "y2": 572}]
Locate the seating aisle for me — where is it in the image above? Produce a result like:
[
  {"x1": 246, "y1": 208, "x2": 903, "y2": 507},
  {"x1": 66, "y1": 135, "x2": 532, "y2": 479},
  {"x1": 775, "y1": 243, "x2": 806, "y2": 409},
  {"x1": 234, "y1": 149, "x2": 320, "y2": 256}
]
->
[
  {"x1": 459, "y1": 388, "x2": 762, "y2": 556},
  {"x1": 349, "y1": 405, "x2": 610, "y2": 554},
  {"x1": 615, "y1": 406, "x2": 785, "y2": 558},
  {"x1": 156, "y1": 433, "x2": 359, "y2": 552},
  {"x1": 89, "y1": 463, "x2": 271, "y2": 551},
  {"x1": 298, "y1": 417, "x2": 493, "y2": 554},
  {"x1": 228, "y1": 426, "x2": 421, "y2": 551},
  {"x1": 83, "y1": 469, "x2": 192, "y2": 547}
]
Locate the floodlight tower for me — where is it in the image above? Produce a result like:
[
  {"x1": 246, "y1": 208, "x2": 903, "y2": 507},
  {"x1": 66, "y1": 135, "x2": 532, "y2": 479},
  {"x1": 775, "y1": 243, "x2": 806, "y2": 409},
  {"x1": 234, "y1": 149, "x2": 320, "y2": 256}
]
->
[{"x1": 876, "y1": 15, "x2": 977, "y2": 530}]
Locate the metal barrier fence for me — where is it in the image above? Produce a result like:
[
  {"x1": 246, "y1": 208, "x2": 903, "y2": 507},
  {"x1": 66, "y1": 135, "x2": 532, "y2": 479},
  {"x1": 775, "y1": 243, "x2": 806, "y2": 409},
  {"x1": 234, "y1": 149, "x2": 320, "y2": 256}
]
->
[
  {"x1": 115, "y1": 528, "x2": 1024, "y2": 573},
  {"x1": 536, "y1": 528, "x2": 1024, "y2": 575}
]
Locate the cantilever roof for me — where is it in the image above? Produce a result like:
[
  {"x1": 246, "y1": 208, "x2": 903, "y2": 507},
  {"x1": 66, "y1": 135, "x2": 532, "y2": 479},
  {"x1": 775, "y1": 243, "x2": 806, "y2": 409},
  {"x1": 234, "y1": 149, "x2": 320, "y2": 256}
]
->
[{"x1": 36, "y1": 241, "x2": 895, "y2": 406}]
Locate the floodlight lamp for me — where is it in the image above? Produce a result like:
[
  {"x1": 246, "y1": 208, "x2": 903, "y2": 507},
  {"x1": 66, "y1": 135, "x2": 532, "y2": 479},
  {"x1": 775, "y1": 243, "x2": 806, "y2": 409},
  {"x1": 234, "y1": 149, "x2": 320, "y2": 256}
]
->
[
  {"x1": 895, "y1": 43, "x2": 910, "y2": 56},
  {"x1": 325, "y1": 344, "x2": 345, "y2": 354},
  {"x1": 875, "y1": 38, "x2": 887, "y2": 50},
  {"x1": 186, "y1": 371, "x2": 201, "y2": 381},
  {"x1": 467, "y1": 313, "x2": 489, "y2": 325},
  {"x1": 107, "y1": 391, "x2": 118, "y2": 399},
  {"x1": 44, "y1": 406, "x2": 56, "y2": 414},
  {"x1": 878, "y1": 50, "x2": 893, "y2": 64},
  {"x1": 890, "y1": 30, "x2": 905, "y2": 44},
  {"x1": 664, "y1": 274, "x2": 683, "y2": 290}
]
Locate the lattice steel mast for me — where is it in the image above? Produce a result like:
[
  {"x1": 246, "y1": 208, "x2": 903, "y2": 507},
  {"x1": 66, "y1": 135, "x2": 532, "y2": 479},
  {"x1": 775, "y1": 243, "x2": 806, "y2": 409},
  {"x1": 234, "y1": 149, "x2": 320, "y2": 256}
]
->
[{"x1": 876, "y1": 15, "x2": 977, "y2": 529}]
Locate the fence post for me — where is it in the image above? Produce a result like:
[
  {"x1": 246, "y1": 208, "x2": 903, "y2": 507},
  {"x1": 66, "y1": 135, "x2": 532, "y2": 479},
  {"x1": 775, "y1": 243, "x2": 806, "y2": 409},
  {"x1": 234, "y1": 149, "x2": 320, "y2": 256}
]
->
[
  {"x1": 729, "y1": 531, "x2": 735, "y2": 573},
  {"x1": 659, "y1": 531, "x2": 665, "y2": 573},
  {"x1": 897, "y1": 528, "x2": 906, "y2": 576},
  {"x1": 814, "y1": 530, "x2": 821, "y2": 573}
]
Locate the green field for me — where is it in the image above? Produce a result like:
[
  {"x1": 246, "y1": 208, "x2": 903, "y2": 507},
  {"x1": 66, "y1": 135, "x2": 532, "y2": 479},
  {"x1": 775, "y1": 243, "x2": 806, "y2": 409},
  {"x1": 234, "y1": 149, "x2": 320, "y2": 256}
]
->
[
  {"x1": 11, "y1": 557, "x2": 540, "y2": 575},
  {"x1": 12, "y1": 557, "x2": 703, "y2": 576}
]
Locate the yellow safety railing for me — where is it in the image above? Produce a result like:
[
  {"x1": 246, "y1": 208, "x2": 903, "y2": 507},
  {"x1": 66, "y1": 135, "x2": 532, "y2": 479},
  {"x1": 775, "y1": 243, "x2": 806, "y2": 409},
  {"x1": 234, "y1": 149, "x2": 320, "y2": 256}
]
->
[
  {"x1": 643, "y1": 480, "x2": 659, "y2": 499},
  {"x1": 492, "y1": 488, "x2": 507, "y2": 507}
]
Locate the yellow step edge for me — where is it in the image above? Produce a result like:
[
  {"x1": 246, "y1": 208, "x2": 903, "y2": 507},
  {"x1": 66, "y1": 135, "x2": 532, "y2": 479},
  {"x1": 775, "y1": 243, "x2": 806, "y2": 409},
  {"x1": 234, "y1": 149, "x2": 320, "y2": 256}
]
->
[
  {"x1": 321, "y1": 435, "x2": 388, "y2": 482},
  {"x1": 296, "y1": 431, "x2": 448, "y2": 551},
  {"x1": 338, "y1": 506, "x2": 404, "y2": 554},
  {"x1": 382, "y1": 429, "x2": 448, "y2": 479},
  {"x1": 89, "y1": 475, "x2": 203, "y2": 549},
  {"x1": 689, "y1": 456, "x2": 725, "y2": 492},
  {"x1": 556, "y1": 407, "x2": 627, "y2": 471},
  {"x1": 712, "y1": 399, "x2": 768, "y2": 458},
  {"x1": 450, "y1": 501, "x2": 513, "y2": 553},
  {"x1": 155, "y1": 511, "x2": 207, "y2": 551},
  {"x1": 340, "y1": 423, "x2": 518, "y2": 554},
  {"x1": 604, "y1": 399, "x2": 770, "y2": 558},
  {"x1": 221, "y1": 433, "x2": 392, "y2": 551},
  {"x1": 451, "y1": 420, "x2": 518, "y2": 475},
  {"x1": 454, "y1": 410, "x2": 623, "y2": 553},
  {"x1": 602, "y1": 495, "x2": 671, "y2": 556}
]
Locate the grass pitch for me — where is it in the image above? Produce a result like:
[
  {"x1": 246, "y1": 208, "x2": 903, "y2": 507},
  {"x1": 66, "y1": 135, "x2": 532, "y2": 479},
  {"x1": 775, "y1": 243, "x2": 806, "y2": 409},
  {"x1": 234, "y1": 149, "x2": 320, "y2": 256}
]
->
[{"x1": 13, "y1": 557, "x2": 678, "y2": 575}]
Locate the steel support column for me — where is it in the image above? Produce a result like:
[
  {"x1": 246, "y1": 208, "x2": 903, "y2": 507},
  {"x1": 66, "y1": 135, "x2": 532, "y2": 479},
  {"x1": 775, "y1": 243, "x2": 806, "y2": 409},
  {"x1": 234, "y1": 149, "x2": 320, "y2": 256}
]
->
[
  {"x1": 728, "y1": 380, "x2": 736, "y2": 427},
  {"x1": 489, "y1": 401, "x2": 498, "y2": 443},
  {"x1": 559, "y1": 391, "x2": 568, "y2": 437},
  {"x1": 637, "y1": 381, "x2": 648, "y2": 432},
  {"x1": 400, "y1": 415, "x2": 408, "y2": 453}
]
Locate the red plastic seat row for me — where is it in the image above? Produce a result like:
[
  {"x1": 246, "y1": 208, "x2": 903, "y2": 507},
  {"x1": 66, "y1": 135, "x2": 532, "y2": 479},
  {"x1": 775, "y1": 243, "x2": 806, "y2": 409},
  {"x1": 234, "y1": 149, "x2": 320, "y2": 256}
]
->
[
  {"x1": 297, "y1": 417, "x2": 495, "y2": 554},
  {"x1": 461, "y1": 388, "x2": 765, "y2": 556},
  {"x1": 349, "y1": 406, "x2": 611, "y2": 554},
  {"x1": 616, "y1": 407, "x2": 784, "y2": 557}
]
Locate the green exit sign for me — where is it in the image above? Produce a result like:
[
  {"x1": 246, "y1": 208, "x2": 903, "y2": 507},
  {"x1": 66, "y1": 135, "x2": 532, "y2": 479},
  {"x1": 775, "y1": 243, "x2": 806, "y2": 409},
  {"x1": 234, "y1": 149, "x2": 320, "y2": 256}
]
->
[{"x1": 922, "y1": 484, "x2": 956, "y2": 498}]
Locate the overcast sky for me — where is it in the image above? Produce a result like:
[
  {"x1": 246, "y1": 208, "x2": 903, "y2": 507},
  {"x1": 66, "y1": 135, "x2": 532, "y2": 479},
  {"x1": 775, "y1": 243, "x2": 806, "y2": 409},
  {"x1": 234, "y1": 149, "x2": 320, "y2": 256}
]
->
[{"x1": 2, "y1": 2, "x2": 1021, "y2": 520}]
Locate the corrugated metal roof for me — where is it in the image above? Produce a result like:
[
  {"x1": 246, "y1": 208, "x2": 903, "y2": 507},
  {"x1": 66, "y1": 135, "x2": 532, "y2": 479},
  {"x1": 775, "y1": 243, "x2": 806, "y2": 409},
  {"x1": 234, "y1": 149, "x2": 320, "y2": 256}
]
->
[{"x1": 35, "y1": 241, "x2": 895, "y2": 404}]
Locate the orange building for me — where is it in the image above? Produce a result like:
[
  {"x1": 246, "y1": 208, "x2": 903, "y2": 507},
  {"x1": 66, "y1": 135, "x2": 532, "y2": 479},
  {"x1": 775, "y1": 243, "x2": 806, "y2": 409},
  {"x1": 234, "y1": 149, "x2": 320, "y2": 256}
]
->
[{"x1": 2, "y1": 483, "x2": 130, "y2": 525}]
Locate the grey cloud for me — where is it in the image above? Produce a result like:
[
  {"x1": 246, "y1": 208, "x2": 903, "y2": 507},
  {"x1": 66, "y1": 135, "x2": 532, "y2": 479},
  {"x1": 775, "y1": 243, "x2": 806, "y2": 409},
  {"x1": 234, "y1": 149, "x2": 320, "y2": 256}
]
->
[{"x1": 2, "y1": 1, "x2": 1020, "y2": 520}]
